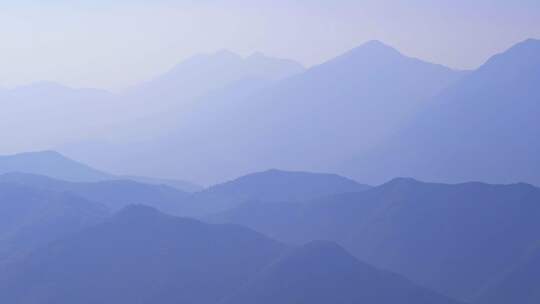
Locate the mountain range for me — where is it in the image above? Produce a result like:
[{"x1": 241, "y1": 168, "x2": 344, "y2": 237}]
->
[
  {"x1": 0, "y1": 151, "x2": 538, "y2": 303},
  {"x1": 0, "y1": 51, "x2": 304, "y2": 157},
  {"x1": 0, "y1": 151, "x2": 371, "y2": 216},
  {"x1": 191, "y1": 169, "x2": 370, "y2": 214},
  {"x1": 4, "y1": 39, "x2": 540, "y2": 188},
  {"x1": 0, "y1": 151, "x2": 201, "y2": 192},
  {"x1": 223, "y1": 240, "x2": 461, "y2": 304},
  {"x1": 1, "y1": 37, "x2": 539, "y2": 303},
  {"x1": 61, "y1": 40, "x2": 466, "y2": 184},
  {"x1": 0, "y1": 205, "x2": 462, "y2": 304},
  {"x1": 211, "y1": 177, "x2": 540, "y2": 301},
  {"x1": 0, "y1": 172, "x2": 196, "y2": 216},
  {"x1": 126, "y1": 50, "x2": 304, "y2": 108},
  {"x1": 0, "y1": 182, "x2": 106, "y2": 265},
  {"x1": 344, "y1": 38, "x2": 540, "y2": 185}
]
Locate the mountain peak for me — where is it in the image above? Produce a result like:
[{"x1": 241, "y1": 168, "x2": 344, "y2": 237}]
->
[
  {"x1": 382, "y1": 177, "x2": 423, "y2": 188},
  {"x1": 350, "y1": 40, "x2": 402, "y2": 56},
  {"x1": 0, "y1": 150, "x2": 113, "y2": 182},
  {"x1": 479, "y1": 38, "x2": 540, "y2": 72},
  {"x1": 113, "y1": 204, "x2": 165, "y2": 221},
  {"x1": 504, "y1": 38, "x2": 540, "y2": 61},
  {"x1": 362, "y1": 39, "x2": 395, "y2": 48},
  {"x1": 322, "y1": 40, "x2": 407, "y2": 68},
  {"x1": 512, "y1": 38, "x2": 540, "y2": 50}
]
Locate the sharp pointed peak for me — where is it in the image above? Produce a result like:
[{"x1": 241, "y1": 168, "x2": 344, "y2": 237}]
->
[
  {"x1": 356, "y1": 40, "x2": 400, "y2": 52},
  {"x1": 329, "y1": 39, "x2": 404, "y2": 64},
  {"x1": 361, "y1": 39, "x2": 393, "y2": 47}
]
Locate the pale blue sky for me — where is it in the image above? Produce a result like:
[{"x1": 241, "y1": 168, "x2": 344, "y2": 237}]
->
[{"x1": 1, "y1": 0, "x2": 539, "y2": 89}]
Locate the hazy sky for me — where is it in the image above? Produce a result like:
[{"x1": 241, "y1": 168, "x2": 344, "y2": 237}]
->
[{"x1": 1, "y1": 0, "x2": 539, "y2": 90}]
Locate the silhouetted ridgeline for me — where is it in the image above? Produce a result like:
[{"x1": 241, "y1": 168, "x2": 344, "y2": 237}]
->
[
  {"x1": 0, "y1": 38, "x2": 539, "y2": 303},
  {"x1": 0, "y1": 151, "x2": 201, "y2": 192},
  {"x1": 0, "y1": 152, "x2": 539, "y2": 302},
  {"x1": 346, "y1": 39, "x2": 540, "y2": 185},
  {"x1": 0, "y1": 152, "x2": 371, "y2": 216},
  {"x1": 211, "y1": 178, "x2": 540, "y2": 302},
  {"x1": 0, "y1": 183, "x2": 106, "y2": 265},
  {"x1": 61, "y1": 40, "x2": 466, "y2": 184},
  {"x1": 0, "y1": 205, "x2": 462, "y2": 304}
]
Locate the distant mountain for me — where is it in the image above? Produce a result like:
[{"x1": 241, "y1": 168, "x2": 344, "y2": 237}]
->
[
  {"x1": 0, "y1": 151, "x2": 201, "y2": 192},
  {"x1": 478, "y1": 244, "x2": 540, "y2": 304},
  {"x1": 124, "y1": 50, "x2": 305, "y2": 115},
  {"x1": 129, "y1": 50, "x2": 304, "y2": 93},
  {"x1": 0, "y1": 205, "x2": 461, "y2": 304},
  {"x1": 0, "y1": 172, "x2": 196, "y2": 216},
  {"x1": 0, "y1": 52, "x2": 304, "y2": 157},
  {"x1": 0, "y1": 182, "x2": 106, "y2": 265},
  {"x1": 73, "y1": 41, "x2": 466, "y2": 184},
  {"x1": 223, "y1": 241, "x2": 462, "y2": 304},
  {"x1": 345, "y1": 38, "x2": 540, "y2": 185},
  {"x1": 0, "y1": 151, "x2": 113, "y2": 182},
  {"x1": 212, "y1": 178, "x2": 540, "y2": 301},
  {"x1": 120, "y1": 175, "x2": 203, "y2": 193},
  {"x1": 0, "y1": 205, "x2": 287, "y2": 304},
  {"x1": 0, "y1": 168, "x2": 369, "y2": 218},
  {"x1": 192, "y1": 169, "x2": 369, "y2": 213}
]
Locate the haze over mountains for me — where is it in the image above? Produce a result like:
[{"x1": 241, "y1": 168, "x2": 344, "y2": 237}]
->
[
  {"x1": 192, "y1": 169, "x2": 369, "y2": 213},
  {"x1": 212, "y1": 178, "x2": 540, "y2": 302},
  {"x1": 0, "y1": 205, "x2": 462, "y2": 304},
  {"x1": 0, "y1": 151, "x2": 201, "y2": 192},
  {"x1": 4, "y1": 39, "x2": 539, "y2": 187},
  {"x1": 0, "y1": 183, "x2": 106, "y2": 265},
  {"x1": 0, "y1": 83, "x2": 116, "y2": 154},
  {"x1": 127, "y1": 50, "x2": 305, "y2": 107},
  {"x1": 345, "y1": 38, "x2": 540, "y2": 185},
  {"x1": 0, "y1": 172, "x2": 196, "y2": 216},
  {"x1": 62, "y1": 40, "x2": 466, "y2": 184},
  {"x1": 0, "y1": 51, "x2": 304, "y2": 155},
  {"x1": 1, "y1": 35, "x2": 539, "y2": 303},
  {"x1": 0, "y1": 146, "x2": 538, "y2": 302},
  {"x1": 0, "y1": 151, "x2": 369, "y2": 216}
]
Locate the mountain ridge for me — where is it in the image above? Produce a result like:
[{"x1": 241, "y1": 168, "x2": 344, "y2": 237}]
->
[{"x1": 343, "y1": 38, "x2": 540, "y2": 186}]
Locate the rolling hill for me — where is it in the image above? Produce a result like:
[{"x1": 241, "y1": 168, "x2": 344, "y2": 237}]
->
[
  {"x1": 0, "y1": 151, "x2": 201, "y2": 192},
  {"x1": 223, "y1": 241, "x2": 462, "y2": 304},
  {"x1": 192, "y1": 169, "x2": 369, "y2": 214},
  {"x1": 212, "y1": 177, "x2": 540, "y2": 301},
  {"x1": 0, "y1": 182, "x2": 106, "y2": 265},
  {"x1": 0, "y1": 172, "x2": 199, "y2": 216}
]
